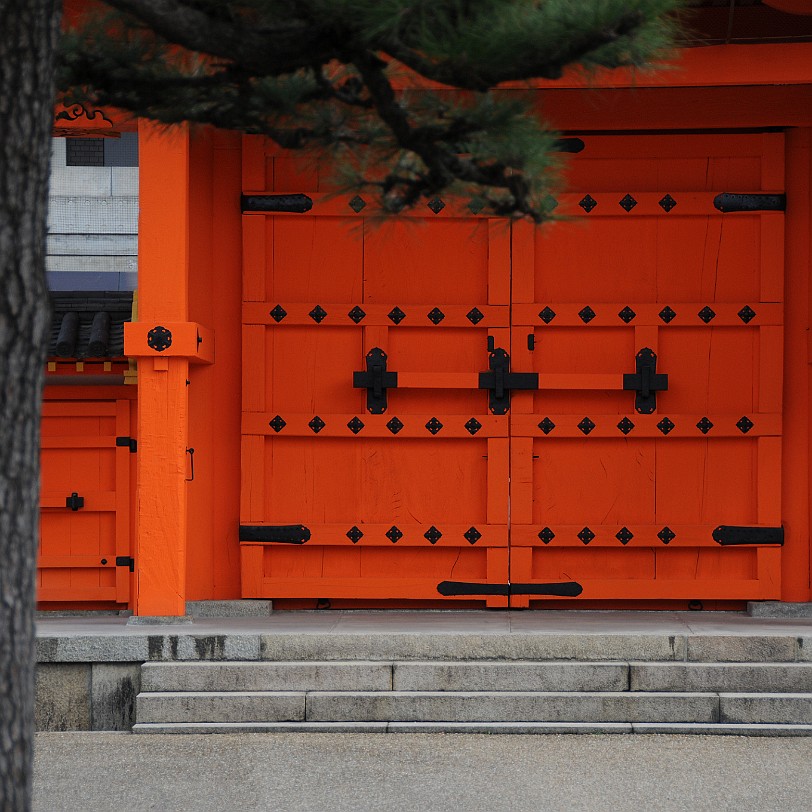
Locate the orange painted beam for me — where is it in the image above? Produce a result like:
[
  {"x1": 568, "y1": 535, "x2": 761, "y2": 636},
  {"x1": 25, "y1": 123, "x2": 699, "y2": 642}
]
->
[{"x1": 134, "y1": 121, "x2": 191, "y2": 616}]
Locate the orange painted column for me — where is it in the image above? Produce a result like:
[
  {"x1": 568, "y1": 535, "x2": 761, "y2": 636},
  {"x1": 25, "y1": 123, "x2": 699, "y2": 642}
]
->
[
  {"x1": 129, "y1": 123, "x2": 191, "y2": 616},
  {"x1": 784, "y1": 129, "x2": 812, "y2": 602}
]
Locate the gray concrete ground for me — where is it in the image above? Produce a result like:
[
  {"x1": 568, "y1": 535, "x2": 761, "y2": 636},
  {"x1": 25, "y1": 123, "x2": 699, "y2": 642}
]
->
[{"x1": 34, "y1": 732, "x2": 812, "y2": 812}]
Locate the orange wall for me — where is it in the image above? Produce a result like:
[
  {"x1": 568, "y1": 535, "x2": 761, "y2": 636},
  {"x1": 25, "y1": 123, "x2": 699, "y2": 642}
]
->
[{"x1": 185, "y1": 129, "x2": 243, "y2": 599}]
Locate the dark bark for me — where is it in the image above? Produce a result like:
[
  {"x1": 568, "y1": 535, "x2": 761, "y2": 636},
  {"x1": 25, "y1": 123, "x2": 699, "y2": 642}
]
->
[{"x1": 0, "y1": 2, "x2": 61, "y2": 810}]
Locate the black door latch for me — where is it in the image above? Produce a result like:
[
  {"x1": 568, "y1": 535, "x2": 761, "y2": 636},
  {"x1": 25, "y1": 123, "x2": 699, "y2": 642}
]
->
[
  {"x1": 478, "y1": 347, "x2": 538, "y2": 415},
  {"x1": 353, "y1": 347, "x2": 398, "y2": 414},
  {"x1": 623, "y1": 347, "x2": 668, "y2": 414}
]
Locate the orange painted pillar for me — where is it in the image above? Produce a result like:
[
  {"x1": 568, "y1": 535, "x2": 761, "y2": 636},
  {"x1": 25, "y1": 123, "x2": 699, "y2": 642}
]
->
[
  {"x1": 784, "y1": 128, "x2": 812, "y2": 602},
  {"x1": 128, "y1": 122, "x2": 191, "y2": 616}
]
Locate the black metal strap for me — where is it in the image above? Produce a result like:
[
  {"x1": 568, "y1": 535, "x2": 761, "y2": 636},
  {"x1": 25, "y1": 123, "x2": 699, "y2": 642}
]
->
[
  {"x1": 623, "y1": 347, "x2": 668, "y2": 415},
  {"x1": 353, "y1": 347, "x2": 398, "y2": 414},
  {"x1": 437, "y1": 581, "x2": 583, "y2": 597},
  {"x1": 478, "y1": 348, "x2": 538, "y2": 415},
  {"x1": 712, "y1": 525, "x2": 784, "y2": 546},
  {"x1": 239, "y1": 525, "x2": 311, "y2": 544},
  {"x1": 713, "y1": 193, "x2": 786, "y2": 213},
  {"x1": 241, "y1": 194, "x2": 313, "y2": 213}
]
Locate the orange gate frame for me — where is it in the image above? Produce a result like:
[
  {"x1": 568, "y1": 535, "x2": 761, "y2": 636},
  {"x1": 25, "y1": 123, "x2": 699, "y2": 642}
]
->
[{"x1": 74, "y1": 43, "x2": 812, "y2": 613}]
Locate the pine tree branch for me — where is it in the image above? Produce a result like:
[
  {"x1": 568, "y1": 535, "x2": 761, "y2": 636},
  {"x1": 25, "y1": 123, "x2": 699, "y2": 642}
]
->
[{"x1": 99, "y1": 0, "x2": 339, "y2": 75}]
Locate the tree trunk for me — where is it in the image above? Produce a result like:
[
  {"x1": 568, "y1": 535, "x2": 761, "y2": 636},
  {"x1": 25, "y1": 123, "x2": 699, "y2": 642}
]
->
[{"x1": 0, "y1": 2, "x2": 61, "y2": 809}]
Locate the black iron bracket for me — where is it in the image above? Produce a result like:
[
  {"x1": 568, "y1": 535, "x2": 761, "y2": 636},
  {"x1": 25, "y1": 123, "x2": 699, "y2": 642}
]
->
[
  {"x1": 353, "y1": 347, "x2": 398, "y2": 414},
  {"x1": 241, "y1": 194, "x2": 313, "y2": 213},
  {"x1": 437, "y1": 581, "x2": 583, "y2": 597},
  {"x1": 712, "y1": 525, "x2": 784, "y2": 546},
  {"x1": 65, "y1": 492, "x2": 84, "y2": 511},
  {"x1": 713, "y1": 193, "x2": 786, "y2": 213},
  {"x1": 623, "y1": 347, "x2": 668, "y2": 415},
  {"x1": 478, "y1": 347, "x2": 539, "y2": 415},
  {"x1": 116, "y1": 436, "x2": 137, "y2": 453},
  {"x1": 239, "y1": 525, "x2": 311, "y2": 544},
  {"x1": 115, "y1": 556, "x2": 135, "y2": 572}
]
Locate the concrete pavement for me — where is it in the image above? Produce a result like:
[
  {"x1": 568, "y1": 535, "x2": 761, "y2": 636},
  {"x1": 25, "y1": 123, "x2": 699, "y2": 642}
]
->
[{"x1": 34, "y1": 731, "x2": 812, "y2": 812}]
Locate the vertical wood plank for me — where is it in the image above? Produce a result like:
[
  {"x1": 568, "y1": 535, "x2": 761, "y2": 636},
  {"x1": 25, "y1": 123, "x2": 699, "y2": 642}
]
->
[
  {"x1": 758, "y1": 326, "x2": 784, "y2": 414},
  {"x1": 487, "y1": 438, "x2": 509, "y2": 525},
  {"x1": 510, "y1": 437, "x2": 534, "y2": 526},
  {"x1": 240, "y1": 545, "x2": 265, "y2": 597},
  {"x1": 240, "y1": 435, "x2": 265, "y2": 523},
  {"x1": 487, "y1": 220, "x2": 511, "y2": 305},
  {"x1": 242, "y1": 216, "x2": 268, "y2": 302},
  {"x1": 511, "y1": 219, "x2": 535, "y2": 304},
  {"x1": 114, "y1": 400, "x2": 131, "y2": 603},
  {"x1": 509, "y1": 547, "x2": 532, "y2": 609},
  {"x1": 242, "y1": 325, "x2": 266, "y2": 413},
  {"x1": 757, "y1": 437, "x2": 783, "y2": 526},
  {"x1": 241, "y1": 135, "x2": 266, "y2": 191},
  {"x1": 486, "y1": 547, "x2": 509, "y2": 609}
]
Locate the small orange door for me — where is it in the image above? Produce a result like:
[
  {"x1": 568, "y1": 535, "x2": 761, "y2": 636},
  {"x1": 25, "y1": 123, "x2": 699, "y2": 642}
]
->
[
  {"x1": 39, "y1": 399, "x2": 133, "y2": 604},
  {"x1": 239, "y1": 132, "x2": 786, "y2": 607},
  {"x1": 509, "y1": 133, "x2": 785, "y2": 606}
]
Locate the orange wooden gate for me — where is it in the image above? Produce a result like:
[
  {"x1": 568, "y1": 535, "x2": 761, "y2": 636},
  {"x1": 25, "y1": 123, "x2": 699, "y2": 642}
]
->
[
  {"x1": 240, "y1": 132, "x2": 785, "y2": 607},
  {"x1": 39, "y1": 399, "x2": 134, "y2": 604}
]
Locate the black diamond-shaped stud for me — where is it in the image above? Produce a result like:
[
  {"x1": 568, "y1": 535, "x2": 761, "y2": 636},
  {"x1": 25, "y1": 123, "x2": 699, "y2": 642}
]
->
[
  {"x1": 659, "y1": 306, "x2": 677, "y2": 324},
  {"x1": 618, "y1": 306, "x2": 636, "y2": 323},
  {"x1": 698, "y1": 306, "x2": 716, "y2": 324},
  {"x1": 697, "y1": 417, "x2": 714, "y2": 434},
  {"x1": 349, "y1": 195, "x2": 366, "y2": 213},
  {"x1": 578, "y1": 417, "x2": 596, "y2": 435},
  {"x1": 538, "y1": 527, "x2": 555, "y2": 544},
  {"x1": 386, "y1": 526, "x2": 403, "y2": 543},
  {"x1": 427, "y1": 307, "x2": 445, "y2": 324},
  {"x1": 348, "y1": 306, "x2": 366, "y2": 323},
  {"x1": 270, "y1": 305, "x2": 288, "y2": 323},
  {"x1": 738, "y1": 305, "x2": 756, "y2": 324},
  {"x1": 309, "y1": 416, "x2": 326, "y2": 433},
  {"x1": 659, "y1": 194, "x2": 677, "y2": 212},
  {"x1": 617, "y1": 417, "x2": 635, "y2": 435},
  {"x1": 465, "y1": 418, "x2": 482, "y2": 435},
  {"x1": 464, "y1": 527, "x2": 482, "y2": 545},
  {"x1": 466, "y1": 307, "x2": 484, "y2": 325},
  {"x1": 538, "y1": 417, "x2": 556, "y2": 435},
  {"x1": 309, "y1": 305, "x2": 327, "y2": 323},
  {"x1": 347, "y1": 417, "x2": 364, "y2": 434},
  {"x1": 619, "y1": 194, "x2": 638, "y2": 212},
  {"x1": 387, "y1": 417, "x2": 404, "y2": 434},
  {"x1": 657, "y1": 417, "x2": 675, "y2": 435},
  {"x1": 539, "y1": 306, "x2": 556, "y2": 324},
  {"x1": 616, "y1": 527, "x2": 634, "y2": 545},
  {"x1": 579, "y1": 194, "x2": 597, "y2": 213},
  {"x1": 658, "y1": 526, "x2": 676, "y2": 544},
  {"x1": 578, "y1": 527, "x2": 595, "y2": 545},
  {"x1": 579, "y1": 306, "x2": 596, "y2": 324},
  {"x1": 424, "y1": 526, "x2": 443, "y2": 544},
  {"x1": 737, "y1": 416, "x2": 754, "y2": 434},
  {"x1": 388, "y1": 306, "x2": 406, "y2": 325},
  {"x1": 269, "y1": 415, "x2": 286, "y2": 432},
  {"x1": 347, "y1": 526, "x2": 364, "y2": 543},
  {"x1": 427, "y1": 197, "x2": 445, "y2": 214},
  {"x1": 426, "y1": 417, "x2": 443, "y2": 435},
  {"x1": 468, "y1": 198, "x2": 485, "y2": 215}
]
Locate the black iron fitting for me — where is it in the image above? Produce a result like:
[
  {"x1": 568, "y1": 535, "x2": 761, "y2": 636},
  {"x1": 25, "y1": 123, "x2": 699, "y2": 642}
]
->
[
  {"x1": 241, "y1": 194, "x2": 313, "y2": 213},
  {"x1": 623, "y1": 347, "x2": 668, "y2": 415},
  {"x1": 713, "y1": 193, "x2": 786, "y2": 213},
  {"x1": 437, "y1": 581, "x2": 583, "y2": 598},
  {"x1": 65, "y1": 492, "x2": 84, "y2": 511},
  {"x1": 353, "y1": 347, "x2": 398, "y2": 414},
  {"x1": 239, "y1": 525, "x2": 312, "y2": 544},
  {"x1": 712, "y1": 525, "x2": 784, "y2": 546},
  {"x1": 478, "y1": 348, "x2": 539, "y2": 415}
]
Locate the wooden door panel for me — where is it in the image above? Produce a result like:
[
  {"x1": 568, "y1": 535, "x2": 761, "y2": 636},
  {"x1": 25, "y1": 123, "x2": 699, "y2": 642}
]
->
[
  {"x1": 240, "y1": 137, "x2": 510, "y2": 605},
  {"x1": 510, "y1": 133, "x2": 785, "y2": 606},
  {"x1": 38, "y1": 400, "x2": 132, "y2": 604}
]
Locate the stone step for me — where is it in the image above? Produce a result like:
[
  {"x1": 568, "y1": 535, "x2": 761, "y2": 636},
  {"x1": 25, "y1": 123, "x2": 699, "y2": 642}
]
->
[
  {"x1": 136, "y1": 691, "x2": 305, "y2": 724},
  {"x1": 132, "y1": 720, "x2": 812, "y2": 736},
  {"x1": 141, "y1": 662, "x2": 393, "y2": 693},
  {"x1": 141, "y1": 660, "x2": 812, "y2": 694},
  {"x1": 631, "y1": 662, "x2": 812, "y2": 693}
]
